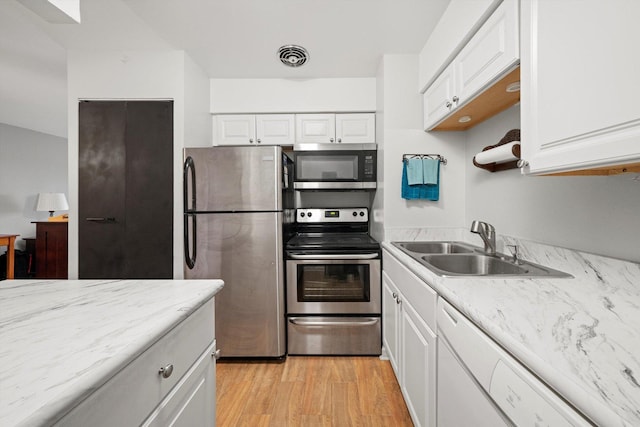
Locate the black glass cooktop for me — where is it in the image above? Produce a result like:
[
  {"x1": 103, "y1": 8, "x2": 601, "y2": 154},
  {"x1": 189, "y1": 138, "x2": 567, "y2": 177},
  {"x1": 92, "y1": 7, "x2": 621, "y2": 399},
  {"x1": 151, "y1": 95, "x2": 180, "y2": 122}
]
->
[{"x1": 286, "y1": 232, "x2": 380, "y2": 251}]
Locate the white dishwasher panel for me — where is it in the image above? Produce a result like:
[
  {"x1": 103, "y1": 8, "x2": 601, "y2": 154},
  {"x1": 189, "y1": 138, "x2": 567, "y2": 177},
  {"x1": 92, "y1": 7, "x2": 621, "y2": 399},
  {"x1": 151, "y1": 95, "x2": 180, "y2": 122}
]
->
[
  {"x1": 438, "y1": 336, "x2": 511, "y2": 427},
  {"x1": 437, "y1": 298, "x2": 593, "y2": 427}
]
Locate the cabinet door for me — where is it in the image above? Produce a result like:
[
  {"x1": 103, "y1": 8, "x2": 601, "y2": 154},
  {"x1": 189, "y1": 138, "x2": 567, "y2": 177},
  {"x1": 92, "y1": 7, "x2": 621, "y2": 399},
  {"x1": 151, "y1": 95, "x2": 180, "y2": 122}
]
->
[
  {"x1": 256, "y1": 114, "x2": 295, "y2": 145},
  {"x1": 142, "y1": 341, "x2": 216, "y2": 427},
  {"x1": 382, "y1": 273, "x2": 401, "y2": 375},
  {"x1": 521, "y1": 0, "x2": 640, "y2": 174},
  {"x1": 423, "y1": 66, "x2": 455, "y2": 131},
  {"x1": 335, "y1": 113, "x2": 375, "y2": 143},
  {"x1": 401, "y1": 300, "x2": 437, "y2": 427},
  {"x1": 422, "y1": 0, "x2": 519, "y2": 132},
  {"x1": 295, "y1": 113, "x2": 336, "y2": 143},
  {"x1": 215, "y1": 115, "x2": 256, "y2": 145},
  {"x1": 454, "y1": 0, "x2": 519, "y2": 106}
]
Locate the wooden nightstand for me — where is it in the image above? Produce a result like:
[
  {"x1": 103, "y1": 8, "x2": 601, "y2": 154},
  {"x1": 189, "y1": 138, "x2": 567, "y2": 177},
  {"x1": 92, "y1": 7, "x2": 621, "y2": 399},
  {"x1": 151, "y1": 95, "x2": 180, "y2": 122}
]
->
[{"x1": 32, "y1": 222, "x2": 68, "y2": 279}]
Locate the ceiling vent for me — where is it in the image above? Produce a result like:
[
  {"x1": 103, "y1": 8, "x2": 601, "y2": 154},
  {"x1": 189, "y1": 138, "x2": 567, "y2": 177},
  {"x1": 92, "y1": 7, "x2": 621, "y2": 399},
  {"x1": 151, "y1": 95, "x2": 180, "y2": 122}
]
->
[{"x1": 278, "y1": 45, "x2": 309, "y2": 67}]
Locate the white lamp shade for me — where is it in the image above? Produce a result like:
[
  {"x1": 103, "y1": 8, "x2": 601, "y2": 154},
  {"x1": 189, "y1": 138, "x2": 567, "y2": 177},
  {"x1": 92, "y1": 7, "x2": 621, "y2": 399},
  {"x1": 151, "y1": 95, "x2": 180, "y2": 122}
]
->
[{"x1": 36, "y1": 193, "x2": 69, "y2": 212}]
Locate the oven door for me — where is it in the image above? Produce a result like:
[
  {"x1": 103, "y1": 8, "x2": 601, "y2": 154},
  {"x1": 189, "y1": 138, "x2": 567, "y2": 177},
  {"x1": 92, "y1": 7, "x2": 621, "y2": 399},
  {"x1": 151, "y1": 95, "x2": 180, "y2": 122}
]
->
[{"x1": 286, "y1": 254, "x2": 381, "y2": 314}]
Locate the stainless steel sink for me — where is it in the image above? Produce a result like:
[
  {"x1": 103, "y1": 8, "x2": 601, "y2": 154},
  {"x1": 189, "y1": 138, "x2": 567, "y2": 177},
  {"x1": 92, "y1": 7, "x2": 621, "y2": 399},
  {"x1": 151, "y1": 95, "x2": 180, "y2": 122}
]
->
[
  {"x1": 391, "y1": 241, "x2": 572, "y2": 278},
  {"x1": 421, "y1": 254, "x2": 572, "y2": 278},
  {"x1": 392, "y1": 241, "x2": 478, "y2": 255}
]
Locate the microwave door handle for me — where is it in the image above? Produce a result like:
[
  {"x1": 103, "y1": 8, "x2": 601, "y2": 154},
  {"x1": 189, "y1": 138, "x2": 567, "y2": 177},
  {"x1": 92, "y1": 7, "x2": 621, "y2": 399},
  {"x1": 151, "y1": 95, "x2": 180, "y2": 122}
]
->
[
  {"x1": 183, "y1": 156, "x2": 196, "y2": 212},
  {"x1": 288, "y1": 253, "x2": 379, "y2": 260}
]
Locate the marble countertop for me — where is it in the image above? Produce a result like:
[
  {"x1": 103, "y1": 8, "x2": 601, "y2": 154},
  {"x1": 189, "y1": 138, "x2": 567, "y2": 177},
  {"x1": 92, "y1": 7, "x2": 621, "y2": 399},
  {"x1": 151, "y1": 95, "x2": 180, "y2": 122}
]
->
[
  {"x1": 382, "y1": 237, "x2": 640, "y2": 427},
  {"x1": 0, "y1": 279, "x2": 224, "y2": 427}
]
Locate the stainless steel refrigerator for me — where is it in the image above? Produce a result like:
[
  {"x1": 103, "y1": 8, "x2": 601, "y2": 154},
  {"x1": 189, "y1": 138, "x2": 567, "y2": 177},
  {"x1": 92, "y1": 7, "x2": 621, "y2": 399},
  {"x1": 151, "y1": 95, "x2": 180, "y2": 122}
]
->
[{"x1": 183, "y1": 145, "x2": 293, "y2": 358}]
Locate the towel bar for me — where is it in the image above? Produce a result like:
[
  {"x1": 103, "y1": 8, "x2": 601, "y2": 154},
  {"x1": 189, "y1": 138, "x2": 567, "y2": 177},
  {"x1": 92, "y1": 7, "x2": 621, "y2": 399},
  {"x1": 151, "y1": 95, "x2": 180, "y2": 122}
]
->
[{"x1": 402, "y1": 154, "x2": 447, "y2": 165}]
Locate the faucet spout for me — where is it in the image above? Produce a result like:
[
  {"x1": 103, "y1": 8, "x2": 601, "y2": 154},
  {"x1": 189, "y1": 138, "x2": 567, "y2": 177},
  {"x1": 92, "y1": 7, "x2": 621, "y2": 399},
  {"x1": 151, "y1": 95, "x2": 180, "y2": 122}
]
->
[{"x1": 470, "y1": 220, "x2": 496, "y2": 255}]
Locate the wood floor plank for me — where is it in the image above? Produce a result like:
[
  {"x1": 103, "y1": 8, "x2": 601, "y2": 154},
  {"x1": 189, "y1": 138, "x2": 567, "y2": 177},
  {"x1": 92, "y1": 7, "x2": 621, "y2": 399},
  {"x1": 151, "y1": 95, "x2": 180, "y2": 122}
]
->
[
  {"x1": 216, "y1": 357, "x2": 413, "y2": 427},
  {"x1": 331, "y1": 382, "x2": 363, "y2": 426}
]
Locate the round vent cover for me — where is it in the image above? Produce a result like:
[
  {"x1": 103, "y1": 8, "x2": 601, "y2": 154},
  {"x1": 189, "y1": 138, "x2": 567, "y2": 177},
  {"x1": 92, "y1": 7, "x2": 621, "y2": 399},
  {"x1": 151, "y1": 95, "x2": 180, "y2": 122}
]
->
[{"x1": 278, "y1": 45, "x2": 309, "y2": 67}]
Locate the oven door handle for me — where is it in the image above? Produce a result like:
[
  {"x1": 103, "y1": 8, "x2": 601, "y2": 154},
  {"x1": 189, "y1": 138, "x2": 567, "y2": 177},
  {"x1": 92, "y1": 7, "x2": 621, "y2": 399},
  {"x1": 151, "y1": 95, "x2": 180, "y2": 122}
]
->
[
  {"x1": 289, "y1": 318, "x2": 379, "y2": 327},
  {"x1": 288, "y1": 253, "x2": 379, "y2": 260}
]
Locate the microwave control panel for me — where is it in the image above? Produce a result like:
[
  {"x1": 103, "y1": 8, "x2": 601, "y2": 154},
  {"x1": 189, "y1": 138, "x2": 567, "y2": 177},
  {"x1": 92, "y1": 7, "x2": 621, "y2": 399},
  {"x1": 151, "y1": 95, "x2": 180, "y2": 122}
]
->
[{"x1": 363, "y1": 154, "x2": 376, "y2": 180}]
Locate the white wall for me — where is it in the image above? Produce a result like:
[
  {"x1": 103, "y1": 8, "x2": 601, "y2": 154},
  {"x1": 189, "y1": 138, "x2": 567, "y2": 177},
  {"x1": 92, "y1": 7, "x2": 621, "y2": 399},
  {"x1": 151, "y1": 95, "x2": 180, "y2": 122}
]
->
[
  {"x1": 465, "y1": 105, "x2": 640, "y2": 263},
  {"x1": 372, "y1": 55, "x2": 466, "y2": 243},
  {"x1": 0, "y1": 123, "x2": 67, "y2": 251},
  {"x1": 67, "y1": 49, "x2": 210, "y2": 278},
  {"x1": 184, "y1": 54, "x2": 213, "y2": 148},
  {"x1": 210, "y1": 78, "x2": 376, "y2": 113}
]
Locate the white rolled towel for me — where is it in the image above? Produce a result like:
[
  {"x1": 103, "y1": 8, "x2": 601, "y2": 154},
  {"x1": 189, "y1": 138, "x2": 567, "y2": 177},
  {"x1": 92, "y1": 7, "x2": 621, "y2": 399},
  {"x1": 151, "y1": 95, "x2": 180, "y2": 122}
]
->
[{"x1": 474, "y1": 141, "x2": 520, "y2": 165}]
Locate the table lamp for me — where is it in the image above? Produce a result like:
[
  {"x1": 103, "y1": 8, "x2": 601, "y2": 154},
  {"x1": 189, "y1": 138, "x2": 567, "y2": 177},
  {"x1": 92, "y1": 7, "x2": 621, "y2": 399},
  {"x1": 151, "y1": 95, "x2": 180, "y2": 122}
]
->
[{"x1": 36, "y1": 193, "x2": 69, "y2": 218}]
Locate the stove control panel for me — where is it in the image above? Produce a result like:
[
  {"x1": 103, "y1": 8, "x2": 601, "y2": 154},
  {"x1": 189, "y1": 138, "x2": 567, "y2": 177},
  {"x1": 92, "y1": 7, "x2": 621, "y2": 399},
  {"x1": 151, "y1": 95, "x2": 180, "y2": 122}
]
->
[{"x1": 297, "y1": 208, "x2": 368, "y2": 223}]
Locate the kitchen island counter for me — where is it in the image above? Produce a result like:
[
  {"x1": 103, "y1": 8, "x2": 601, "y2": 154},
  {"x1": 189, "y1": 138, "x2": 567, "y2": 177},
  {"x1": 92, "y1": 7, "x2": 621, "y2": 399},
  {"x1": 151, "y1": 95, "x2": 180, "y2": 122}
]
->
[
  {"x1": 383, "y1": 237, "x2": 640, "y2": 427},
  {"x1": 0, "y1": 279, "x2": 224, "y2": 427}
]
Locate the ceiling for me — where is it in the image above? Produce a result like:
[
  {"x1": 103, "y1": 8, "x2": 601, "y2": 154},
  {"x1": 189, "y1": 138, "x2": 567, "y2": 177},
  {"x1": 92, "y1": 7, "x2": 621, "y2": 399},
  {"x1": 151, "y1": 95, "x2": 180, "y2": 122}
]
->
[{"x1": 0, "y1": 0, "x2": 450, "y2": 138}]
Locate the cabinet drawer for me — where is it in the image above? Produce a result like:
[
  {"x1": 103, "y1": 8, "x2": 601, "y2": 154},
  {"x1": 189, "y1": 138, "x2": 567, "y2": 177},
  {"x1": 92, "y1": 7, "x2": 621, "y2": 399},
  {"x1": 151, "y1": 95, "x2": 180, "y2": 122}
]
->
[
  {"x1": 142, "y1": 340, "x2": 216, "y2": 426},
  {"x1": 288, "y1": 316, "x2": 381, "y2": 355},
  {"x1": 57, "y1": 299, "x2": 215, "y2": 427},
  {"x1": 383, "y1": 249, "x2": 437, "y2": 331}
]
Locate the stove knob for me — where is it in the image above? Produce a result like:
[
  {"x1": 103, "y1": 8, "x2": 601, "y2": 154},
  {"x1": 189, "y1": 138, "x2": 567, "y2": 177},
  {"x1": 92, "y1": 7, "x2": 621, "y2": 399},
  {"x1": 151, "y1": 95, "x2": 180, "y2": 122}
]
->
[
  {"x1": 300, "y1": 212, "x2": 305, "y2": 217},
  {"x1": 308, "y1": 212, "x2": 312, "y2": 217},
  {"x1": 352, "y1": 211, "x2": 358, "y2": 217},
  {"x1": 359, "y1": 211, "x2": 365, "y2": 217}
]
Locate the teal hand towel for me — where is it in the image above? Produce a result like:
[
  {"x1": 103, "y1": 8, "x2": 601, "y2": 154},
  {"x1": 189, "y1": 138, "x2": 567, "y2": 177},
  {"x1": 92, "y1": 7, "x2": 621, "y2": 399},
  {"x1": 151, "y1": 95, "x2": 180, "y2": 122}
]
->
[
  {"x1": 422, "y1": 158, "x2": 439, "y2": 185},
  {"x1": 402, "y1": 161, "x2": 440, "y2": 201},
  {"x1": 406, "y1": 158, "x2": 423, "y2": 185}
]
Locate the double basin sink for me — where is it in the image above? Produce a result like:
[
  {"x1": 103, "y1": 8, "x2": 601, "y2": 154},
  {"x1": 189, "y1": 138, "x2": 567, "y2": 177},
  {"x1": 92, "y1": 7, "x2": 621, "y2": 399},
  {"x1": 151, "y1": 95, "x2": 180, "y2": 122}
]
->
[{"x1": 392, "y1": 241, "x2": 572, "y2": 278}]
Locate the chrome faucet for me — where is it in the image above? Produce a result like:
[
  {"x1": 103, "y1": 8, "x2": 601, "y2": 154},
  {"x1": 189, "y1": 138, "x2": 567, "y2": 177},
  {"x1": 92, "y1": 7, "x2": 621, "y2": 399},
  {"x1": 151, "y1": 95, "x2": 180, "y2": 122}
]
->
[{"x1": 470, "y1": 220, "x2": 496, "y2": 255}]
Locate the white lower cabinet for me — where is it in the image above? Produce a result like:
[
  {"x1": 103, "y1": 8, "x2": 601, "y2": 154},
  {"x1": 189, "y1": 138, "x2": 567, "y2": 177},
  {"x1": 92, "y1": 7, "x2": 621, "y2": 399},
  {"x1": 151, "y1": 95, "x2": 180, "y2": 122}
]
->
[
  {"x1": 382, "y1": 249, "x2": 437, "y2": 427},
  {"x1": 400, "y1": 298, "x2": 437, "y2": 427},
  {"x1": 382, "y1": 274, "x2": 401, "y2": 374},
  {"x1": 142, "y1": 341, "x2": 216, "y2": 427},
  {"x1": 57, "y1": 299, "x2": 216, "y2": 427}
]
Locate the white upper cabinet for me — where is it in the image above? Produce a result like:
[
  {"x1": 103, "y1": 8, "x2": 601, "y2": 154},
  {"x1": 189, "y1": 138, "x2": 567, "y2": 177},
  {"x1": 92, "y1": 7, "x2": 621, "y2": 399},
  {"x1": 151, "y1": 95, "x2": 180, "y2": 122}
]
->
[
  {"x1": 295, "y1": 114, "x2": 336, "y2": 143},
  {"x1": 423, "y1": 0, "x2": 519, "y2": 131},
  {"x1": 214, "y1": 114, "x2": 295, "y2": 145},
  {"x1": 419, "y1": 0, "x2": 502, "y2": 92},
  {"x1": 423, "y1": 67, "x2": 456, "y2": 131},
  {"x1": 256, "y1": 115, "x2": 296, "y2": 145},
  {"x1": 521, "y1": 0, "x2": 640, "y2": 175},
  {"x1": 296, "y1": 113, "x2": 375, "y2": 144},
  {"x1": 215, "y1": 115, "x2": 255, "y2": 145}
]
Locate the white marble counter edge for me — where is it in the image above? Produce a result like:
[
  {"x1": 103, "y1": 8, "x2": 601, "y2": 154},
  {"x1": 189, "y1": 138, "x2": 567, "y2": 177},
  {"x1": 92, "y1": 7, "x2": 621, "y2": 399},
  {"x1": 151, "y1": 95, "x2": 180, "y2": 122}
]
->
[
  {"x1": 381, "y1": 242, "x2": 625, "y2": 427},
  {"x1": 7, "y1": 279, "x2": 224, "y2": 427}
]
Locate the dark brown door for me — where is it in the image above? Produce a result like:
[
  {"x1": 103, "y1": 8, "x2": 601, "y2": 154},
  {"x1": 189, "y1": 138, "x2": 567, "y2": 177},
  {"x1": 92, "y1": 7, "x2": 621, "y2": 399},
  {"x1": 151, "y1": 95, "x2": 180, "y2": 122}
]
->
[{"x1": 78, "y1": 101, "x2": 173, "y2": 279}]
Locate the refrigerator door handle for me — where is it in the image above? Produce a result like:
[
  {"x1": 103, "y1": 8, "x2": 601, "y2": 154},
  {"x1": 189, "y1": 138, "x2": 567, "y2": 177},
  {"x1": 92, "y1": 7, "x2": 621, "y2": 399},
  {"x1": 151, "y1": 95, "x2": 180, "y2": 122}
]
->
[
  {"x1": 184, "y1": 213, "x2": 197, "y2": 269},
  {"x1": 183, "y1": 156, "x2": 196, "y2": 212}
]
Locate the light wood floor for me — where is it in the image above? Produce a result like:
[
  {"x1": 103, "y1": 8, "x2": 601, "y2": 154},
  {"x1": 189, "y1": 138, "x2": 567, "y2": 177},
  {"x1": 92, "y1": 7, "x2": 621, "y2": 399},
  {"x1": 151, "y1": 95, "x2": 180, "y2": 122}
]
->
[{"x1": 216, "y1": 356, "x2": 413, "y2": 426}]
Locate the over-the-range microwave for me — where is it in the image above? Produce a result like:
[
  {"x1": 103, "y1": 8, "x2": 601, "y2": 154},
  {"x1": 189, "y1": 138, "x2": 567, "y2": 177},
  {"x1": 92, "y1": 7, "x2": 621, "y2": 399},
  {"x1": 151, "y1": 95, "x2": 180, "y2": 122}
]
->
[{"x1": 292, "y1": 143, "x2": 377, "y2": 190}]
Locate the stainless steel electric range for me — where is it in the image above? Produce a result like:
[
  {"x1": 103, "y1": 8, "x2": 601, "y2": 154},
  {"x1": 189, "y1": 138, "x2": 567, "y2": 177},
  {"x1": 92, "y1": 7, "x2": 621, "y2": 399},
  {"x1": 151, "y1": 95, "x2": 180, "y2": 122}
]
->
[{"x1": 285, "y1": 208, "x2": 381, "y2": 355}]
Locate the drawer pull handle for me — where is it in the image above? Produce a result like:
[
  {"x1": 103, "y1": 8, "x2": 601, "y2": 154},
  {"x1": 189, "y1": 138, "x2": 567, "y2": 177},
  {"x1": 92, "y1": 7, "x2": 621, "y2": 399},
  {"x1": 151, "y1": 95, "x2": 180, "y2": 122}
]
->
[
  {"x1": 212, "y1": 349, "x2": 221, "y2": 360},
  {"x1": 159, "y1": 364, "x2": 174, "y2": 379}
]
